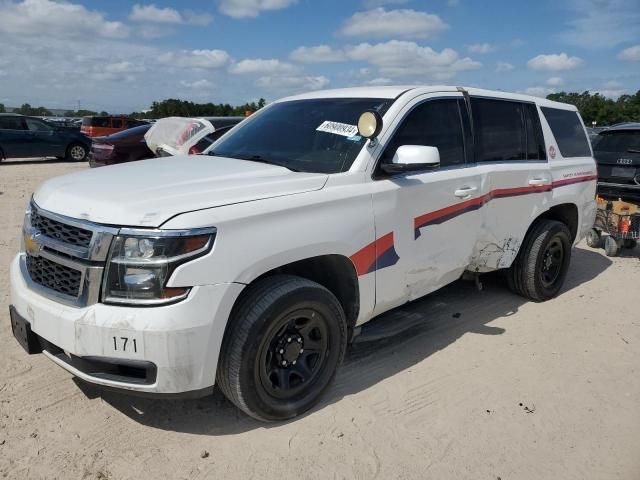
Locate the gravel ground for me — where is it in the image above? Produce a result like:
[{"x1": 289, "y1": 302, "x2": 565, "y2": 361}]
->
[{"x1": 1, "y1": 158, "x2": 639, "y2": 480}]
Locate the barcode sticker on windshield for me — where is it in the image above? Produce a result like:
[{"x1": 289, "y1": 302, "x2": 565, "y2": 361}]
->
[{"x1": 316, "y1": 121, "x2": 358, "y2": 138}]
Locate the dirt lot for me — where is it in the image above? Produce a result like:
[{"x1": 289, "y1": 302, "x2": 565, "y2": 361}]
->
[{"x1": 1, "y1": 158, "x2": 639, "y2": 480}]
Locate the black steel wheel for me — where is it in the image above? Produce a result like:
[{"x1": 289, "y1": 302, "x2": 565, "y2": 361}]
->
[
  {"x1": 507, "y1": 219, "x2": 572, "y2": 302},
  {"x1": 539, "y1": 237, "x2": 564, "y2": 288},
  {"x1": 622, "y1": 239, "x2": 637, "y2": 250},
  {"x1": 216, "y1": 275, "x2": 347, "y2": 421}
]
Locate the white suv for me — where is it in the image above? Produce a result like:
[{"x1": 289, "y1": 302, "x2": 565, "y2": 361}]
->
[{"x1": 10, "y1": 86, "x2": 597, "y2": 421}]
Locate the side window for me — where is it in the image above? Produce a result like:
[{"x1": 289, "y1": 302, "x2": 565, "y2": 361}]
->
[
  {"x1": 524, "y1": 104, "x2": 546, "y2": 160},
  {"x1": 25, "y1": 118, "x2": 53, "y2": 131},
  {"x1": 111, "y1": 118, "x2": 123, "y2": 128},
  {"x1": 471, "y1": 98, "x2": 526, "y2": 161},
  {"x1": 382, "y1": 98, "x2": 465, "y2": 167},
  {"x1": 540, "y1": 107, "x2": 591, "y2": 157},
  {"x1": 0, "y1": 117, "x2": 26, "y2": 130}
]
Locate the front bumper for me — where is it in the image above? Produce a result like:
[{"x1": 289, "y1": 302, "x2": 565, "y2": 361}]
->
[{"x1": 10, "y1": 254, "x2": 243, "y2": 395}]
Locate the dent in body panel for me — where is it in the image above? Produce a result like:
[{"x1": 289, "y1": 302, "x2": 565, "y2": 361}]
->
[{"x1": 469, "y1": 237, "x2": 521, "y2": 272}]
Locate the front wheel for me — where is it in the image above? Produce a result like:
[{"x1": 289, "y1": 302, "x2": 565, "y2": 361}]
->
[
  {"x1": 66, "y1": 143, "x2": 87, "y2": 162},
  {"x1": 507, "y1": 219, "x2": 572, "y2": 302},
  {"x1": 216, "y1": 275, "x2": 347, "y2": 422}
]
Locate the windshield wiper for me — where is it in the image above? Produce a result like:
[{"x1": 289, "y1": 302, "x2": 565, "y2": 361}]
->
[
  {"x1": 627, "y1": 148, "x2": 640, "y2": 154},
  {"x1": 209, "y1": 152, "x2": 299, "y2": 172}
]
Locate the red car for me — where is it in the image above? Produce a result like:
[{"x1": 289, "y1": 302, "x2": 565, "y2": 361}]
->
[
  {"x1": 89, "y1": 124, "x2": 153, "y2": 167},
  {"x1": 89, "y1": 123, "x2": 237, "y2": 167}
]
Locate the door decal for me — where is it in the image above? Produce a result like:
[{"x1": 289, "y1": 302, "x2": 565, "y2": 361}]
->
[
  {"x1": 414, "y1": 174, "x2": 596, "y2": 238},
  {"x1": 350, "y1": 232, "x2": 399, "y2": 276}
]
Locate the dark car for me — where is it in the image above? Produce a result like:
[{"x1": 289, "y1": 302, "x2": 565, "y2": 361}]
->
[
  {"x1": 594, "y1": 123, "x2": 640, "y2": 202},
  {"x1": 89, "y1": 124, "x2": 153, "y2": 167},
  {"x1": 0, "y1": 113, "x2": 91, "y2": 162}
]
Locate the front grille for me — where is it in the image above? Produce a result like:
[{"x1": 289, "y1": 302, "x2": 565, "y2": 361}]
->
[
  {"x1": 31, "y1": 210, "x2": 93, "y2": 248},
  {"x1": 26, "y1": 254, "x2": 82, "y2": 298}
]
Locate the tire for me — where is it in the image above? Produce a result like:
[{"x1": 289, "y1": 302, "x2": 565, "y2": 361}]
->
[
  {"x1": 66, "y1": 143, "x2": 87, "y2": 162},
  {"x1": 604, "y1": 236, "x2": 619, "y2": 257},
  {"x1": 585, "y1": 228, "x2": 602, "y2": 248},
  {"x1": 622, "y1": 239, "x2": 637, "y2": 249},
  {"x1": 507, "y1": 219, "x2": 572, "y2": 302},
  {"x1": 216, "y1": 275, "x2": 347, "y2": 422}
]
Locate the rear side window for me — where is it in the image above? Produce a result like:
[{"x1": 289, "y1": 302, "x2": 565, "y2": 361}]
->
[
  {"x1": 0, "y1": 117, "x2": 25, "y2": 130},
  {"x1": 524, "y1": 104, "x2": 546, "y2": 160},
  {"x1": 540, "y1": 107, "x2": 591, "y2": 157},
  {"x1": 83, "y1": 117, "x2": 110, "y2": 128},
  {"x1": 594, "y1": 131, "x2": 640, "y2": 153},
  {"x1": 125, "y1": 119, "x2": 144, "y2": 128},
  {"x1": 382, "y1": 98, "x2": 466, "y2": 167},
  {"x1": 471, "y1": 98, "x2": 526, "y2": 162}
]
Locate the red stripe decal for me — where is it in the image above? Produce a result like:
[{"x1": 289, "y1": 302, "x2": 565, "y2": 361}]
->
[
  {"x1": 350, "y1": 232, "x2": 397, "y2": 276},
  {"x1": 414, "y1": 174, "x2": 595, "y2": 236}
]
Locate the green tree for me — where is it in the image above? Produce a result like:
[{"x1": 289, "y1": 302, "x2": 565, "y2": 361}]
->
[
  {"x1": 0, "y1": 103, "x2": 5, "y2": 113},
  {"x1": 547, "y1": 90, "x2": 640, "y2": 125}
]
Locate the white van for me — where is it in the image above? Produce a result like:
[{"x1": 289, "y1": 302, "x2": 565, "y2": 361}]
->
[{"x1": 10, "y1": 86, "x2": 597, "y2": 421}]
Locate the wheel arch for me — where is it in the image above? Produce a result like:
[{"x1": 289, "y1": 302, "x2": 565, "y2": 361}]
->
[
  {"x1": 231, "y1": 254, "x2": 360, "y2": 336},
  {"x1": 537, "y1": 203, "x2": 579, "y2": 243}
]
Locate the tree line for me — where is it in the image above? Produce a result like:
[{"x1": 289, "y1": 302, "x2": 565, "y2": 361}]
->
[
  {"x1": 546, "y1": 90, "x2": 640, "y2": 126},
  {"x1": 128, "y1": 98, "x2": 267, "y2": 119},
  {"x1": 2, "y1": 92, "x2": 638, "y2": 125}
]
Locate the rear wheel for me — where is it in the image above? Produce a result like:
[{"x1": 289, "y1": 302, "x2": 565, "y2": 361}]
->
[
  {"x1": 622, "y1": 239, "x2": 637, "y2": 249},
  {"x1": 66, "y1": 143, "x2": 87, "y2": 162},
  {"x1": 507, "y1": 219, "x2": 572, "y2": 302},
  {"x1": 216, "y1": 275, "x2": 347, "y2": 422}
]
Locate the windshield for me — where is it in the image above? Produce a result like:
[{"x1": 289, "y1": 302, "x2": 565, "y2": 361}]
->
[
  {"x1": 208, "y1": 98, "x2": 392, "y2": 173},
  {"x1": 594, "y1": 130, "x2": 640, "y2": 152}
]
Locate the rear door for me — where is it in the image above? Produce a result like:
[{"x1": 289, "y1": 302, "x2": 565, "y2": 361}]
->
[
  {"x1": 369, "y1": 93, "x2": 484, "y2": 314},
  {"x1": 469, "y1": 98, "x2": 552, "y2": 271},
  {"x1": 0, "y1": 116, "x2": 30, "y2": 158}
]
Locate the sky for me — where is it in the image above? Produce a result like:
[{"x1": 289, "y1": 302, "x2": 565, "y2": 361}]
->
[{"x1": 0, "y1": 0, "x2": 638, "y2": 113}]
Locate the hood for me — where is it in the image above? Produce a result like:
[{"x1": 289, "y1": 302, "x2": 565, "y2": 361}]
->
[{"x1": 34, "y1": 155, "x2": 328, "y2": 227}]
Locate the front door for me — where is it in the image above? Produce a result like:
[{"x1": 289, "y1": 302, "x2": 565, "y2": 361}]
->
[
  {"x1": 370, "y1": 94, "x2": 485, "y2": 315},
  {"x1": 24, "y1": 118, "x2": 64, "y2": 157}
]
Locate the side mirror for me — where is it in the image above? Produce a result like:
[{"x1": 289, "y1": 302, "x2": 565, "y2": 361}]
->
[
  {"x1": 357, "y1": 110, "x2": 383, "y2": 139},
  {"x1": 381, "y1": 145, "x2": 440, "y2": 174}
]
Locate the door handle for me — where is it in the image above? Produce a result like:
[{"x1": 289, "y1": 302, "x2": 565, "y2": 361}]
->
[
  {"x1": 454, "y1": 186, "x2": 478, "y2": 198},
  {"x1": 528, "y1": 177, "x2": 551, "y2": 186}
]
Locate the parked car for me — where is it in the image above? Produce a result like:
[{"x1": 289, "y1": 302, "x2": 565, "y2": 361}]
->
[
  {"x1": 0, "y1": 113, "x2": 90, "y2": 161},
  {"x1": 190, "y1": 125, "x2": 234, "y2": 154},
  {"x1": 594, "y1": 123, "x2": 640, "y2": 203},
  {"x1": 81, "y1": 116, "x2": 147, "y2": 138},
  {"x1": 89, "y1": 124, "x2": 153, "y2": 167},
  {"x1": 10, "y1": 86, "x2": 596, "y2": 422},
  {"x1": 145, "y1": 116, "x2": 243, "y2": 157}
]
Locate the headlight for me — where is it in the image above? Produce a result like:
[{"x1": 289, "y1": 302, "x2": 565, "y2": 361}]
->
[{"x1": 102, "y1": 228, "x2": 216, "y2": 306}]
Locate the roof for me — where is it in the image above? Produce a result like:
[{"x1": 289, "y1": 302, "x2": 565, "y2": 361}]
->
[
  {"x1": 277, "y1": 85, "x2": 577, "y2": 110},
  {"x1": 602, "y1": 122, "x2": 640, "y2": 132},
  {"x1": 0, "y1": 112, "x2": 23, "y2": 116}
]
